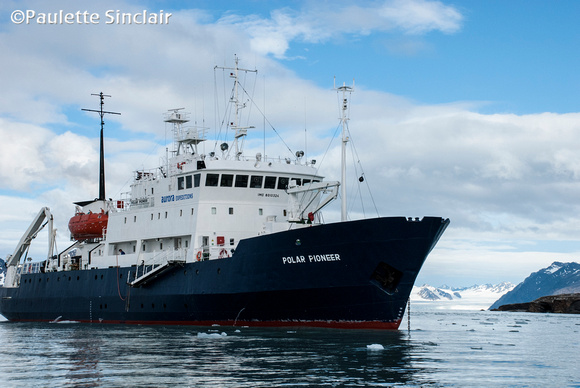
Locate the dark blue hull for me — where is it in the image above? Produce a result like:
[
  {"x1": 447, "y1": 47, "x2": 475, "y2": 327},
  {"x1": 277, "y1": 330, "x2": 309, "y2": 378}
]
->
[{"x1": 0, "y1": 217, "x2": 448, "y2": 329}]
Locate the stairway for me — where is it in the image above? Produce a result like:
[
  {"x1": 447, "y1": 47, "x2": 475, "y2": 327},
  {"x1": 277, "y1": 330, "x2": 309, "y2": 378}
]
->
[{"x1": 129, "y1": 258, "x2": 185, "y2": 287}]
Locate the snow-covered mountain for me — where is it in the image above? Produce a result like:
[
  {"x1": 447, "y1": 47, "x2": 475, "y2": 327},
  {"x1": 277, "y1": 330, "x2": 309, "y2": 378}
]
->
[
  {"x1": 489, "y1": 261, "x2": 580, "y2": 310},
  {"x1": 0, "y1": 258, "x2": 5, "y2": 286},
  {"x1": 411, "y1": 282, "x2": 515, "y2": 310}
]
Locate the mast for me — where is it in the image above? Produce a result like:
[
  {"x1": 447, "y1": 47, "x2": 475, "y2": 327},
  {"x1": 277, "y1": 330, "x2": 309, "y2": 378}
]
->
[
  {"x1": 215, "y1": 55, "x2": 257, "y2": 159},
  {"x1": 81, "y1": 92, "x2": 120, "y2": 201},
  {"x1": 335, "y1": 80, "x2": 354, "y2": 222}
]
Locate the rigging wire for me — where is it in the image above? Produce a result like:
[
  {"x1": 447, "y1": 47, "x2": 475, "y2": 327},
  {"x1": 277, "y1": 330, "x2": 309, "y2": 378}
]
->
[
  {"x1": 236, "y1": 81, "x2": 295, "y2": 158},
  {"x1": 346, "y1": 123, "x2": 380, "y2": 217}
]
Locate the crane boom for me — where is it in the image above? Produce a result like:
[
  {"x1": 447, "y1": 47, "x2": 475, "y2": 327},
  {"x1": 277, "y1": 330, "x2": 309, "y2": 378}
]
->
[{"x1": 6, "y1": 207, "x2": 54, "y2": 268}]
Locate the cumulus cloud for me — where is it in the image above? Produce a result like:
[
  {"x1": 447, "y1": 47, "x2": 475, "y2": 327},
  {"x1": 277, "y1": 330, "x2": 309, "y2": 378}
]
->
[
  {"x1": 1, "y1": 0, "x2": 579, "y2": 285},
  {"x1": 222, "y1": 0, "x2": 463, "y2": 57}
]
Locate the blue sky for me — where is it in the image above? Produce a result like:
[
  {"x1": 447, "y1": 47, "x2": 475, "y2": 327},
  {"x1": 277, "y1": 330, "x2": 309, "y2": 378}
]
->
[{"x1": 1, "y1": 0, "x2": 580, "y2": 287}]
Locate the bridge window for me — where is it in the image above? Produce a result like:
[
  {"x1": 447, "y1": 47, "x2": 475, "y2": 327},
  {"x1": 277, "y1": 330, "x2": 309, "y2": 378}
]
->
[
  {"x1": 221, "y1": 174, "x2": 234, "y2": 187},
  {"x1": 264, "y1": 176, "x2": 276, "y2": 189},
  {"x1": 206, "y1": 173, "x2": 219, "y2": 186},
  {"x1": 235, "y1": 175, "x2": 248, "y2": 187},
  {"x1": 277, "y1": 177, "x2": 289, "y2": 190},
  {"x1": 250, "y1": 175, "x2": 263, "y2": 188},
  {"x1": 186, "y1": 175, "x2": 192, "y2": 189},
  {"x1": 178, "y1": 176, "x2": 185, "y2": 190},
  {"x1": 194, "y1": 174, "x2": 201, "y2": 187}
]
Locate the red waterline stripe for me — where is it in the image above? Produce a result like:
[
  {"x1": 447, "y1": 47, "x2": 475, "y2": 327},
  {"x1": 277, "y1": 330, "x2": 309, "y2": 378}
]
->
[{"x1": 9, "y1": 318, "x2": 402, "y2": 330}]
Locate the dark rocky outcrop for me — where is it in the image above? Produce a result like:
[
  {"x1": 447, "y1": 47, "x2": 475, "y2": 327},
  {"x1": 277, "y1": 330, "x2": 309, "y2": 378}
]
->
[{"x1": 492, "y1": 293, "x2": 580, "y2": 314}]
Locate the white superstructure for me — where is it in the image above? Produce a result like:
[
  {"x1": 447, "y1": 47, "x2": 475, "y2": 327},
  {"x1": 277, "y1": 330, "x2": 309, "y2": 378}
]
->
[{"x1": 41, "y1": 57, "x2": 339, "y2": 278}]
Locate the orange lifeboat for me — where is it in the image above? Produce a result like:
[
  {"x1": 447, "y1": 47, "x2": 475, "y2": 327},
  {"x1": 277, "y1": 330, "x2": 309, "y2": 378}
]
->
[{"x1": 68, "y1": 209, "x2": 108, "y2": 240}]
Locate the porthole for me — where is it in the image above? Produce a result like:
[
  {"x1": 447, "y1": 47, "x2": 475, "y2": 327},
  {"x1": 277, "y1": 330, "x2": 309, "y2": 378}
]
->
[
  {"x1": 217, "y1": 268, "x2": 221, "y2": 275},
  {"x1": 95, "y1": 275, "x2": 98, "y2": 280}
]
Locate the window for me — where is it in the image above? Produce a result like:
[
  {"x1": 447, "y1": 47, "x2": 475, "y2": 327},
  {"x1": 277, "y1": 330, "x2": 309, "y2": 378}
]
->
[
  {"x1": 277, "y1": 177, "x2": 289, "y2": 189},
  {"x1": 180, "y1": 209, "x2": 183, "y2": 216},
  {"x1": 221, "y1": 174, "x2": 234, "y2": 187},
  {"x1": 178, "y1": 176, "x2": 185, "y2": 190},
  {"x1": 259, "y1": 208, "x2": 263, "y2": 216},
  {"x1": 230, "y1": 238, "x2": 235, "y2": 246},
  {"x1": 211, "y1": 207, "x2": 217, "y2": 215},
  {"x1": 134, "y1": 216, "x2": 137, "y2": 222},
  {"x1": 206, "y1": 173, "x2": 219, "y2": 186},
  {"x1": 292, "y1": 178, "x2": 302, "y2": 186},
  {"x1": 194, "y1": 174, "x2": 201, "y2": 187},
  {"x1": 160, "y1": 242, "x2": 163, "y2": 249},
  {"x1": 264, "y1": 176, "x2": 276, "y2": 189},
  {"x1": 124, "y1": 217, "x2": 127, "y2": 224},
  {"x1": 191, "y1": 208, "x2": 194, "y2": 215},
  {"x1": 150, "y1": 214, "x2": 153, "y2": 220},
  {"x1": 165, "y1": 212, "x2": 168, "y2": 219},
  {"x1": 250, "y1": 175, "x2": 263, "y2": 188},
  {"x1": 186, "y1": 175, "x2": 192, "y2": 189},
  {"x1": 229, "y1": 207, "x2": 234, "y2": 215},
  {"x1": 151, "y1": 188, "x2": 154, "y2": 194},
  {"x1": 303, "y1": 179, "x2": 311, "y2": 185},
  {"x1": 235, "y1": 174, "x2": 248, "y2": 187}
]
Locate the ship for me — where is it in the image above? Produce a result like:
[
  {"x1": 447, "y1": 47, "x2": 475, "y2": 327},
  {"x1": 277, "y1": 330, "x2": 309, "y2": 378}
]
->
[{"x1": 0, "y1": 58, "x2": 449, "y2": 329}]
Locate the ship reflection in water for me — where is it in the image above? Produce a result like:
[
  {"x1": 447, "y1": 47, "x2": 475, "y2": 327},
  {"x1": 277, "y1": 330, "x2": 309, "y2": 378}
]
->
[{"x1": 0, "y1": 309, "x2": 578, "y2": 387}]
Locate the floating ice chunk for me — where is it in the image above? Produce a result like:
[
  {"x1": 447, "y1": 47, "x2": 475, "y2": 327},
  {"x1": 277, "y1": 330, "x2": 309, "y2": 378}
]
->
[
  {"x1": 366, "y1": 344, "x2": 384, "y2": 351},
  {"x1": 197, "y1": 332, "x2": 228, "y2": 338}
]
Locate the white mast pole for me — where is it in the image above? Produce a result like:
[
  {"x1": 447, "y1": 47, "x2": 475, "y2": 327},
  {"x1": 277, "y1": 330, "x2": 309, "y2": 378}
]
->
[
  {"x1": 336, "y1": 81, "x2": 353, "y2": 222},
  {"x1": 215, "y1": 55, "x2": 257, "y2": 160}
]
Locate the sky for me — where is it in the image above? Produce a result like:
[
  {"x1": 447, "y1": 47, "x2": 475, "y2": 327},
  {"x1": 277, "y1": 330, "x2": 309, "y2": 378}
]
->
[{"x1": 1, "y1": 0, "x2": 580, "y2": 287}]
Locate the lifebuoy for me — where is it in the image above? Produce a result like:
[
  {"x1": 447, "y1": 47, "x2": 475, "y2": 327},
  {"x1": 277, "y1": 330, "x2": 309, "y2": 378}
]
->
[
  {"x1": 196, "y1": 251, "x2": 202, "y2": 261},
  {"x1": 218, "y1": 248, "x2": 228, "y2": 259}
]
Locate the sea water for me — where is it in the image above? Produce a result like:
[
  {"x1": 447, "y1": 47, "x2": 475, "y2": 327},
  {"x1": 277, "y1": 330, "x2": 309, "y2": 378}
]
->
[{"x1": 0, "y1": 309, "x2": 578, "y2": 387}]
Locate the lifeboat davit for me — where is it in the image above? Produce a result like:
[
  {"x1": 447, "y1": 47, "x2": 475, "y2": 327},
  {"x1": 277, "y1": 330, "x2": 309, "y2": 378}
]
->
[{"x1": 68, "y1": 210, "x2": 108, "y2": 240}]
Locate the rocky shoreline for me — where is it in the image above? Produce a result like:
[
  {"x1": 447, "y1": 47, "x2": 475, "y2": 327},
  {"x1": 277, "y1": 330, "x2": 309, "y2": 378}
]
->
[{"x1": 492, "y1": 293, "x2": 580, "y2": 314}]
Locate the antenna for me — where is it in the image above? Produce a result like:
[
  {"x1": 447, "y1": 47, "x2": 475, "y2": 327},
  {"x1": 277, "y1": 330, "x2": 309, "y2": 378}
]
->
[
  {"x1": 81, "y1": 92, "x2": 121, "y2": 201},
  {"x1": 215, "y1": 55, "x2": 258, "y2": 159}
]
